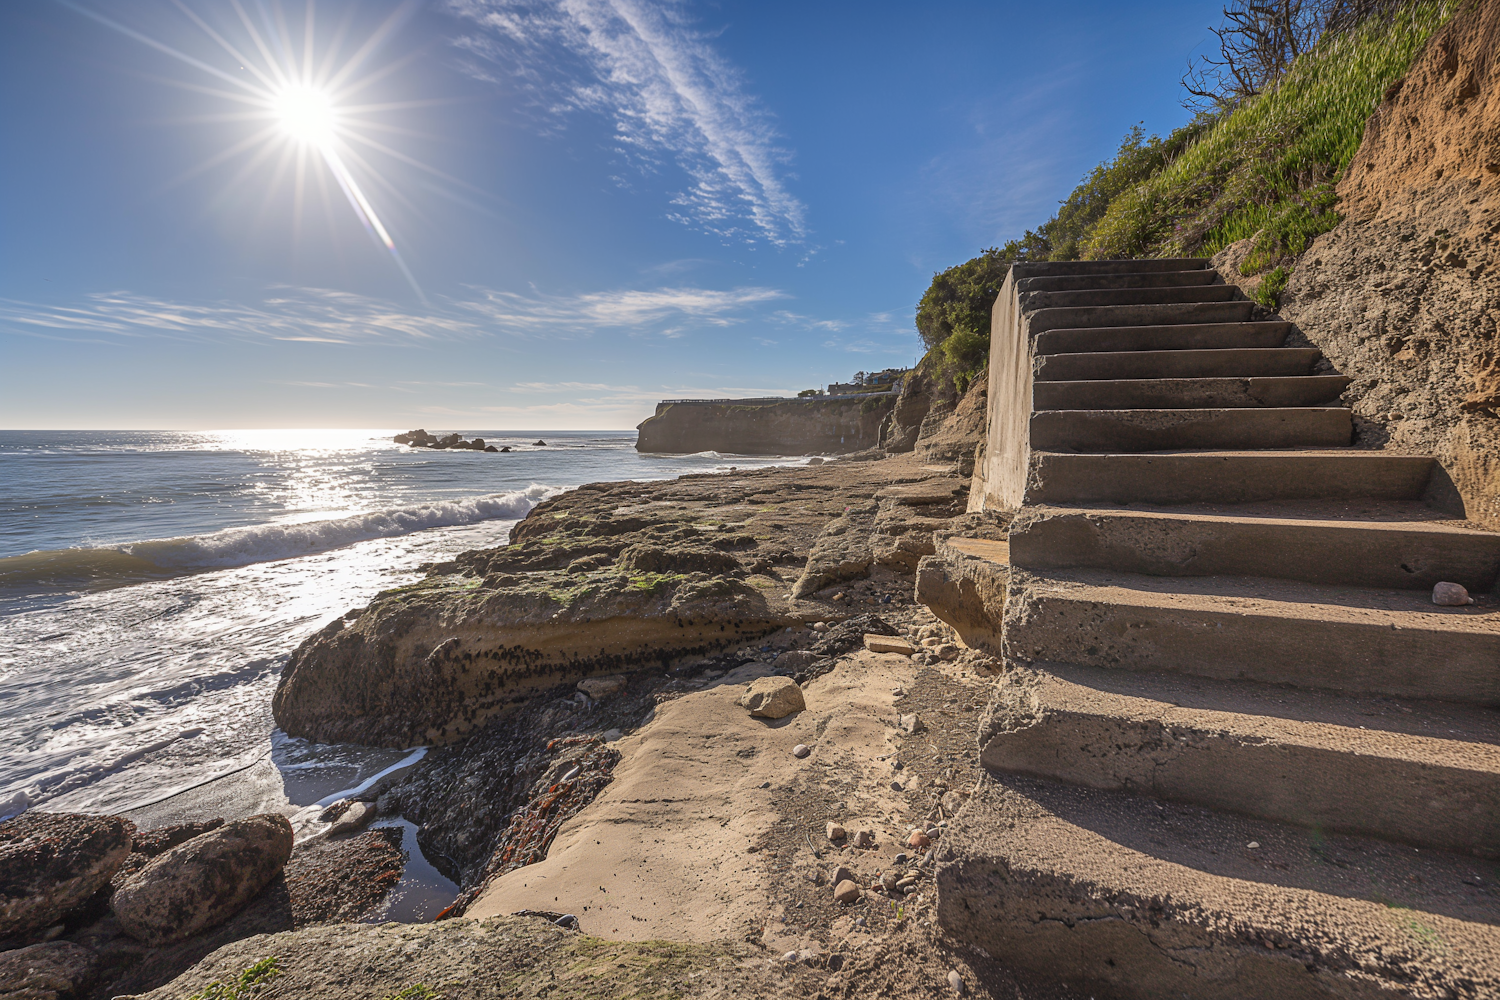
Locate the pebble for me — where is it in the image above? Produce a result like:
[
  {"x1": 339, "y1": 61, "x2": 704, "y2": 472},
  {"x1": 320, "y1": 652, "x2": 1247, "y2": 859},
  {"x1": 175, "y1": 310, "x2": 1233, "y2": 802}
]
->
[
  {"x1": 890, "y1": 781, "x2": 903, "y2": 792},
  {"x1": 826, "y1": 822, "x2": 847, "y2": 842},
  {"x1": 894, "y1": 853, "x2": 909, "y2": 865},
  {"x1": 908, "y1": 831, "x2": 931, "y2": 849},
  {"x1": 854, "y1": 829, "x2": 876, "y2": 849},
  {"x1": 555, "y1": 914, "x2": 578, "y2": 928},
  {"x1": 833, "y1": 879, "x2": 862, "y2": 903},
  {"x1": 1433, "y1": 581, "x2": 1474, "y2": 606},
  {"x1": 899, "y1": 714, "x2": 922, "y2": 735},
  {"x1": 880, "y1": 872, "x2": 899, "y2": 892},
  {"x1": 896, "y1": 876, "x2": 919, "y2": 890},
  {"x1": 812, "y1": 621, "x2": 830, "y2": 632},
  {"x1": 792, "y1": 744, "x2": 811, "y2": 759},
  {"x1": 783, "y1": 950, "x2": 800, "y2": 963},
  {"x1": 854, "y1": 916, "x2": 867, "y2": 927},
  {"x1": 948, "y1": 970, "x2": 965, "y2": 993},
  {"x1": 935, "y1": 643, "x2": 960, "y2": 661},
  {"x1": 1247, "y1": 841, "x2": 1261, "y2": 850},
  {"x1": 601, "y1": 729, "x2": 623, "y2": 742},
  {"x1": 832, "y1": 864, "x2": 854, "y2": 886},
  {"x1": 891, "y1": 760, "x2": 903, "y2": 770}
]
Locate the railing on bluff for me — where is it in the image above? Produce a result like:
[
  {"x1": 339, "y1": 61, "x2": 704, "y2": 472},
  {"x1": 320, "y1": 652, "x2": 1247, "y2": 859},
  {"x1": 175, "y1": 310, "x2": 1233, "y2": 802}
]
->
[{"x1": 659, "y1": 389, "x2": 897, "y2": 406}]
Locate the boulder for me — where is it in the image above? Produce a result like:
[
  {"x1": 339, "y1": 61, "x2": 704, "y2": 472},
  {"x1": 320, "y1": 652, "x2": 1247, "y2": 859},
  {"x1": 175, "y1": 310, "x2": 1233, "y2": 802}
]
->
[
  {"x1": 110, "y1": 814, "x2": 293, "y2": 946},
  {"x1": 739, "y1": 677, "x2": 806, "y2": 720},
  {"x1": 0, "y1": 941, "x2": 96, "y2": 1000},
  {"x1": 577, "y1": 675, "x2": 626, "y2": 699},
  {"x1": 0, "y1": 812, "x2": 133, "y2": 939}
]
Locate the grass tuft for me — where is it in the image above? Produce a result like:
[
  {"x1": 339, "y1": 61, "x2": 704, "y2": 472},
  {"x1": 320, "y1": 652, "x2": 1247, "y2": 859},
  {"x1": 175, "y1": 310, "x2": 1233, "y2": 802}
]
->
[{"x1": 185, "y1": 957, "x2": 281, "y2": 1000}]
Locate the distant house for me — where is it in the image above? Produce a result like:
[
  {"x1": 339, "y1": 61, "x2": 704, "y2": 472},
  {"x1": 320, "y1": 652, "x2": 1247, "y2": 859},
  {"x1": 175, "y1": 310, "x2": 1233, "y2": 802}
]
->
[{"x1": 826, "y1": 367, "x2": 907, "y2": 396}]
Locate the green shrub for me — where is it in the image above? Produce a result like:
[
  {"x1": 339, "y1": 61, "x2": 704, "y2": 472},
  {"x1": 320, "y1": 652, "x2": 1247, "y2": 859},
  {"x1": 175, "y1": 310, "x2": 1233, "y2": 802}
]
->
[
  {"x1": 1083, "y1": 1, "x2": 1461, "y2": 263},
  {"x1": 186, "y1": 957, "x2": 281, "y2": 1000}
]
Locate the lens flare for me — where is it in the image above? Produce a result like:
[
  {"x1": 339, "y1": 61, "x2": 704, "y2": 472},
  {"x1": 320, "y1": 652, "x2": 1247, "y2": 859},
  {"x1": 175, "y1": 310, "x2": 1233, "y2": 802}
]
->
[{"x1": 57, "y1": 1, "x2": 431, "y2": 303}]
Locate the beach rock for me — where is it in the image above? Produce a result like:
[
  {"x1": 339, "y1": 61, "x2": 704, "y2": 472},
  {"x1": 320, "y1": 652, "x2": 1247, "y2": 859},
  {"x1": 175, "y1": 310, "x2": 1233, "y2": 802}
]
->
[
  {"x1": 111, "y1": 814, "x2": 294, "y2": 946},
  {"x1": 864, "y1": 633, "x2": 915, "y2": 655},
  {"x1": 0, "y1": 812, "x2": 134, "y2": 939},
  {"x1": 825, "y1": 822, "x2": 846, "y2": 842},
  {"x1": 792, "y1": 506, "x2": 877, "y2": 598},
  {"x1": 111, "y1": 819, "x2": 226, "y2": 890},
  {"x1": 947, "y1": 969, "x2": 966, "y2": 993},
  {"x1": 1433, "y1": 581, "x2": 1474, "y2": 606},
  {"x1": 833, "y1": 879, "x2": 862, "y2": 904},
  {"x1": 0, "y1": 941, "x2": 96, "y2": 1000},
  {"x1": 771, "y1": 650, "x2": 816, "y2": 672},
  {"x1": 791, "y1": 744, "x2": 811, "y2": 759},
  {"x1": 577, "y1": 675, "x2": 626, "y2": 699},
  {"x1": 853, "y1": 830, "x2": 875, "y2": 849},
  {"x1": 908, "y1": 830, "x2": 931, "y2": 849},
  {"x1": 534, "y1": 440, "x2": 547, "y2": 447},
  {"x1": 880, "y1": 872, "x2": 899, "y2": 893},
  {"x1": 739, "y1": 677, "x2": 805, "y2": 719},
  {"x1": 831, "y1": 865, "x2": 854, "y2": 886},
  {"x1": 899, "y1": 714, "x2": 923, "y2": 735},
  {"x1": 935, "y1": 643, "x2": 960, "y2": 661}
]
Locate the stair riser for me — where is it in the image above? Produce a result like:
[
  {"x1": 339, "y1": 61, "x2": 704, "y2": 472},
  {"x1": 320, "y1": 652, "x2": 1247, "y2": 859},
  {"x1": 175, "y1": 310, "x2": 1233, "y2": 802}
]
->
[
  {"x1": 1030, "y1": 408, "x2": 1352, "y2": 452},
  {"x1": 1003, "y1": 590, "x2": 1500, "y2": 705},
  {"x1": 981, "y1": 711, "x2": 1500, "y2": 856},
  {"x1": 1021, "y1": 287, "x2": 1238, "y2": 310},
  {"x1": 1033, "y1": 376, "x2": 1349, "y2": 410},
  {"x1": 1025, "y1": 453, "x2": 1435, "y2": 505},
  {"x1": 1036, "y1": 322, "x2": 1288, "y2": 355},
  {"x1": 1027, "y1": 302, "x2": 1254, "y2": 335},
  {"x1": 1013, "y1": 259, "x2": 1209, "y2": 279},
  {"x1": 1009, "y1": 511, "x2": 1500, "y2": 591},
  {"x1": 1016, "y1": 271, "x2": 1219, "y2": 293},
  {"x1": 1035, "y1": 349, "x2": 1320, "y2": 381}
]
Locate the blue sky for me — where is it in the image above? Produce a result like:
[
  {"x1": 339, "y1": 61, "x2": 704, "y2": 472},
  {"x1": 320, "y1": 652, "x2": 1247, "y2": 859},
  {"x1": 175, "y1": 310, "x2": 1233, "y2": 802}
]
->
[{"x1": 1, "y1": 0, "x2": 1221, "y2": 430}]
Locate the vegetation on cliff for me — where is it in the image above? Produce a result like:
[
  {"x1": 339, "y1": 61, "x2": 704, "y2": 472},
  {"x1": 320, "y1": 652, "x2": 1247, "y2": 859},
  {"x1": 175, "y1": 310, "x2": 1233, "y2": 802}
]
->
[{"x1": 916, "y1": 0, "x2": 1464, "y2": 360}]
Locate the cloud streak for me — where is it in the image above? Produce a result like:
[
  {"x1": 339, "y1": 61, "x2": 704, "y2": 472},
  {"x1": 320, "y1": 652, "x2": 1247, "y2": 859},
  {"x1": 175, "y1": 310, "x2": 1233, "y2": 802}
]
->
[
  {"x1": 447, "y1": 0, "x2": 807, "y2": 245},
  {"x1": 0, "y1": 283, "x2": 786, "y2": 345}
]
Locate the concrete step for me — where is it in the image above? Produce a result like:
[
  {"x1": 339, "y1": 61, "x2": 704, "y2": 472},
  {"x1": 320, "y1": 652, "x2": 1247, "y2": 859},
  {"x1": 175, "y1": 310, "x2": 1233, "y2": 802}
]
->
[
  {"x1": 1035, "y1": 348, "x2": 1322, "y2": 381},
  {"x1": 1012, "y1": 258, "x2": 1209, "y2": 279},
  {"x1": 1008, "y1": 503, "x2": 1500, "y2": 591},
  {"x1": 1002, "y1": 567, "x2": 1500, "y2": 705},
  {"x1": 1021, "y1": 286, "x2": 1239, "y2": 310},
  {"x1": 1033, "y1": 375, "x2": 1350, "y2": 411},
  {"x1": 1027, "y1": 301, "x2": 1255, "y2": 335},
  {"x1": 981, "y1": 662, "x2": 1500, "y2": 856},
  {"x1": 937, "y1": 773, "x2": 1500, "y2": 999},
  {"x1": 1030, "y1": 407, "x2": 1351, "y2": 452},
  {"x1": 1025, "y1": 450, "x2": 1437, "y2": 505},
  {"x1": 1035, "y1": 321, "x2": 1288, "y2": 355},
  {"x1": 1016, "y1": 271, "x2": 1220, "y2": 293}
]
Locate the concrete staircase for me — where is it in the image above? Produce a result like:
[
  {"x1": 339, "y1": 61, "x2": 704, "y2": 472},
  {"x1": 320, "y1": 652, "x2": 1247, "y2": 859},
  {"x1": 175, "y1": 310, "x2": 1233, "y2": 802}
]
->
[{"x1": 933, "y1": 259, "x2": 1500, "y2": 998}]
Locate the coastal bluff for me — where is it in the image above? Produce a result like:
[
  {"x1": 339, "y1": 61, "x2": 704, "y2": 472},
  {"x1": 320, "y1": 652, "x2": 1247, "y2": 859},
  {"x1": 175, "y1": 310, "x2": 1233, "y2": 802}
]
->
[{"x1": 635, "y1": 394, "x2": 895, "y2": 454}]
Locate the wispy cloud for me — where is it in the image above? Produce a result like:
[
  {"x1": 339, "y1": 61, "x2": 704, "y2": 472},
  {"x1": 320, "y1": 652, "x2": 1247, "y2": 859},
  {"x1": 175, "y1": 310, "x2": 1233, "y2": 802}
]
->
[
  {"x1": 446, "y1": 0, "x2": 807, "y2": 246},
  {"x1": 0, "y1": 283, "x2": 786, "y2": 345}
]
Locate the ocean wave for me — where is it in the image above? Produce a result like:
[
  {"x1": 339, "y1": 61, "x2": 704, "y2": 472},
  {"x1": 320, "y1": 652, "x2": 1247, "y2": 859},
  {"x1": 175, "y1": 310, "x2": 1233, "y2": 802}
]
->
[{"x1": 0, "y1": 485, "x2": 554, "y2": 592}]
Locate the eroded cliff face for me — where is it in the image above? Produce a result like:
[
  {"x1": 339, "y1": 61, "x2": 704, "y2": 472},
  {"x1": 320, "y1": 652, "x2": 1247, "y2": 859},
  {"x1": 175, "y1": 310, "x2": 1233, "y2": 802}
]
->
[
  {"x1": 881, "y1": 355, "x2": 989, "y2": 474},
  {"x1": 635, "y1": 396, "x2": 893, "y2": 455},
  {"x1": 1273, "y1": 0, "x2": 1500, "y2": 525}
]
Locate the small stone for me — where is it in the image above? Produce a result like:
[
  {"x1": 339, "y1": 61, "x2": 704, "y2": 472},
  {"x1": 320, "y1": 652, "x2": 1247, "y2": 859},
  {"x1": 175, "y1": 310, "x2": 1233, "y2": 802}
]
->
[
  {"x1": 812, "y1": 621, "x2": 830, "y2": 632},
  {"x1": 578, "y1": 675, "x2": 626, "y2": 699},
  {"x1": 890, "y1": 781, "x2": 903, "y2": 792},
  {"x1": 921, "y1": 636, "x2": 943, "y2": 648},
  {"x1": 602, "y1": 729, "x2": 623, "y2": 742},
  {"x1": 899, "y1": 714, "x2": 923, "y2": 735},
  {"x1": 555, "y1": 914, "x2": 578, "y2": 928},
  {"x1": 1247, "y1": 841, "x2": 1261, "y2": 850},
  {"x1": 896, "y1": 876, "x2": 919, "y2": 890},
  {"x1": 935, "y1": 643, "x2": 961, "y2": 661},
  {"x1": 854, "y1": 829, "x2": 876, "y2": 849},
  {"x1": 826, "y1": 822, "x2": 846, "y2": 841},
  {"x1": 827, "y1": 953, "x2": 844, "y2": 971},
  {"x1": 947, "y1": 970, "x2": 965, "y2": 993},
  {"x1": 864, "y1": 634, "x2": 916, "y2": 655},
  {"x1": 880, "y1": 871, "x2": 899, "y2": 892},
  {"x1": 832, "y1": 864, "x2": 854, "y2": 886},
  {"x1": 742, "y1": 676, "x2": 807, "y2": 719},
  {"x1": 327, "y1": 800, "x2": 375, "y2": 836},
  {"x1": 772, "y1": 650, "x2": 817, "y2": 671},
  {"x1": 908, "y1": 831, "x2": 931, "y2": 849},
  {"x1": 792, "y1": 744, "x2": 812, "y2": 759},
  {"x1": 854, "y1": 915, "x2": 867, "y2": 927},
  {"x1": 925, "y1": 827, "x2": 941, "y2": 839},
  {"x1": 833, "y1": 879, "x2": 862, "y2": 903},
  {"x1": 783, "y1": 950, "x2": 799, "y2": 963},
  {"x1": 893, "y1": 853, "x2": 909, "y2": 865},
  {"x1": 1433, "y1": 581, "x2": 1474, "y2": 606}
]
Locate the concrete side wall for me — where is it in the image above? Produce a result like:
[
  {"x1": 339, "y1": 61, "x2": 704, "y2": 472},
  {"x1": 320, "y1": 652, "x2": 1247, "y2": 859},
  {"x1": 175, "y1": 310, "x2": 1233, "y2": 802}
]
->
[{"x1": 978, "y1": 271, "x2": 1032, "y2": 510}]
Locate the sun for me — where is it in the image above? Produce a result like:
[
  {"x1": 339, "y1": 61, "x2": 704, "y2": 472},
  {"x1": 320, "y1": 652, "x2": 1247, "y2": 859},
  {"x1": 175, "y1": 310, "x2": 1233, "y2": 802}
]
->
[{"x1": 273, "y1": 85, "x2": 336, "y2": 146}]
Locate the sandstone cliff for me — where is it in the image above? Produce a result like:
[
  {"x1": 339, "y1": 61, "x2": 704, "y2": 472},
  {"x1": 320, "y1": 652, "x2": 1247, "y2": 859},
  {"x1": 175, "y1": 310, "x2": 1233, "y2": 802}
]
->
[
  {"x1": 880, "y1": 353, "x2": 989, "y2": 474},
  {"x1": 1262, "y1": 0, "x2": 1500, "y2": 526},
  {"x1": 635, "y1": 395, "x2": 893, "y2": 454}
]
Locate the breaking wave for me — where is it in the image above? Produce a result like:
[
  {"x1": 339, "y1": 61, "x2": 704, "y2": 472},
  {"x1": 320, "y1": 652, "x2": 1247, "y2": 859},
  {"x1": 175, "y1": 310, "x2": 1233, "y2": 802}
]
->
[{"x1": 0, "y1": 485, "x2": 555, "y2": 592}]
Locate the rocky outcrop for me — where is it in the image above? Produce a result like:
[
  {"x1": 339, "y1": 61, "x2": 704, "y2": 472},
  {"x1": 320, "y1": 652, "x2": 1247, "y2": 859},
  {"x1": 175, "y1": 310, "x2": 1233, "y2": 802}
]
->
[
  {"x1": 635, "y1": 395, "x2": 895, "y2": 455},
  {"x1": 880, "y1": 354, "x2": 989, "y2": 474},
  {"x1": 0, "y1": 813, "x2": 133, "y2": 941},
  {"x1": 1261, "y1": 0, "x2": 1500, "y2": 527},
  {"x1": 917, "y1": 369, "x2": 988, "y2": 472},
  {"x1": 273, "y1": 461, "x2": 948, "y2": 747},
  {"x1": 0, "y1": 941, "x2": 95, "y2": 1000},
  {"x1": 394, "y1": 429, "x2": 499, "y2": 452},
  {"x1": 111, "y1": 815, "x2": 294, "y2": 946}
]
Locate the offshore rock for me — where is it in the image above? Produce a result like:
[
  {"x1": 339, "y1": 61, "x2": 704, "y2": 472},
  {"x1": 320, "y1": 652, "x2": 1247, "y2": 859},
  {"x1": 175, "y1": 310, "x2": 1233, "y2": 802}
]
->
[
  {"x1": 111, "y1": 814, "x2": 294, "y2": 946},
  {"x1": 0, "y1": 812, "x2": 133, "y2": 940}
]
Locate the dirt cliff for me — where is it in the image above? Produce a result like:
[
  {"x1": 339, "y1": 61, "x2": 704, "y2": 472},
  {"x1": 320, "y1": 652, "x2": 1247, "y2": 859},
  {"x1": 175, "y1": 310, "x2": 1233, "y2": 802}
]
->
[{"x1": 1271, "y1": 0, "x2": 1500, "y2": 526}]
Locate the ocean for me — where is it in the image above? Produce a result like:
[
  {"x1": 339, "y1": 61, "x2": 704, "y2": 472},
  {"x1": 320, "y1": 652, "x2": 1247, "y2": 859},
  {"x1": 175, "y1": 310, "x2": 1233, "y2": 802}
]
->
[{"x1": 0, "y1": 429, "x2": 806, "y2": 919}]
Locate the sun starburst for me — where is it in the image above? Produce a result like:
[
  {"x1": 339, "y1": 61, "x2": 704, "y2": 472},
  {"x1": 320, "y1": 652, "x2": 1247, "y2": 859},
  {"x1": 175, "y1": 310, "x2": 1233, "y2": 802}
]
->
[{"x1": 59, "y1": 0, "x2": 434, "y2": 303}]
